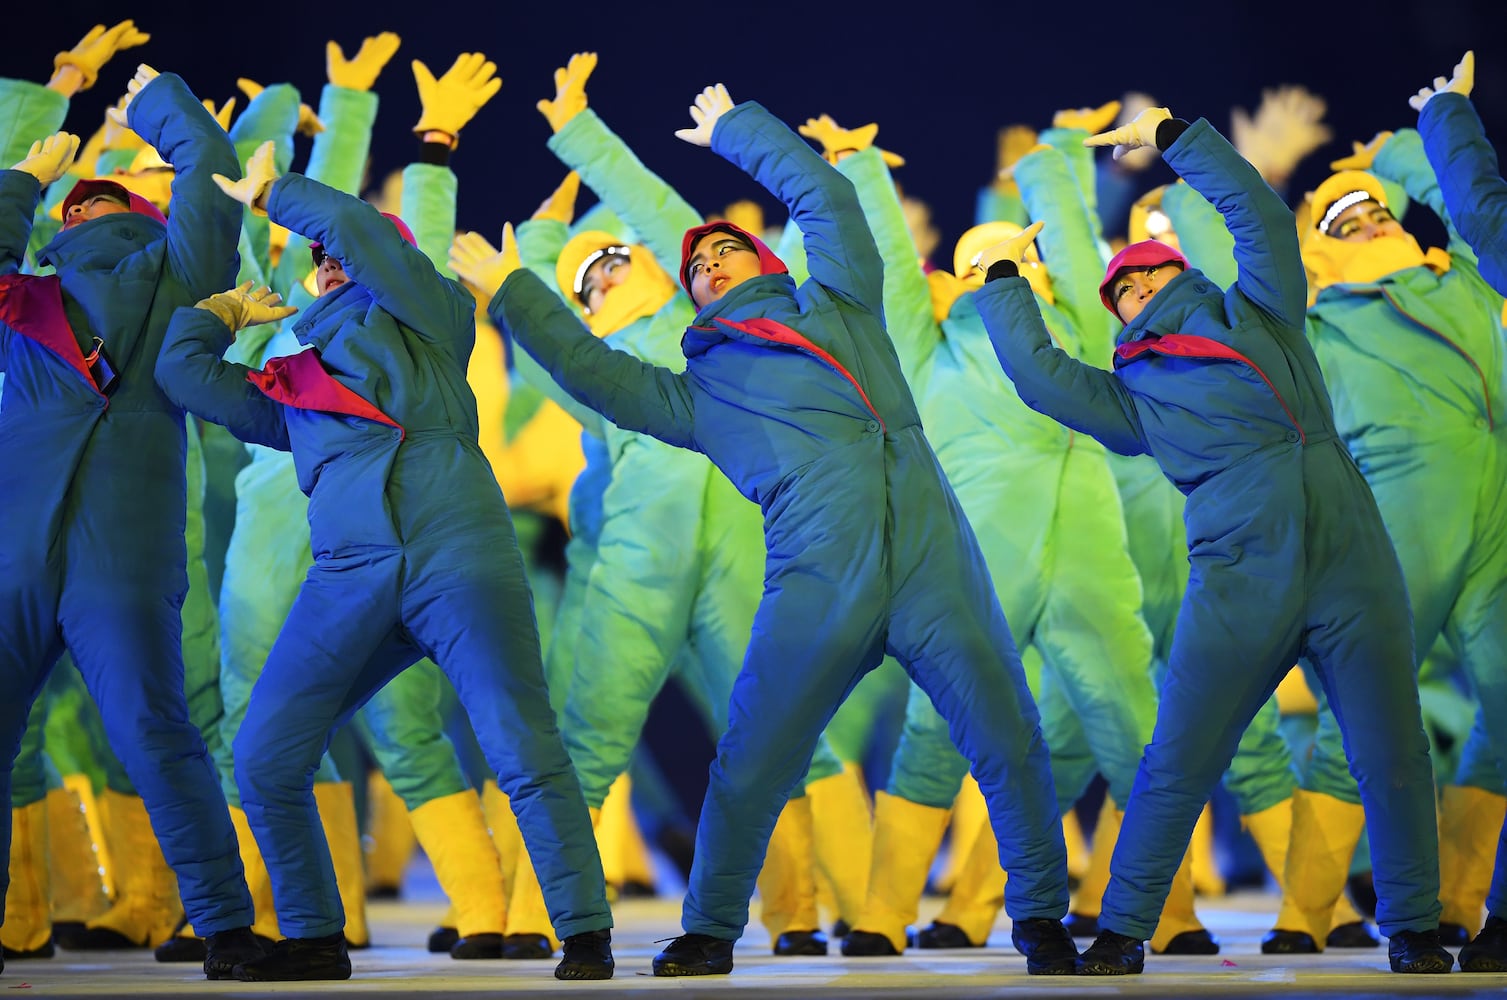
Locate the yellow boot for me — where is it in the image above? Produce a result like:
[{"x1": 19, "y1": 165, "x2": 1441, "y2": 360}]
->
[
  {"x1": 2, "y1": 800, "x2": 53, "y2": 957},
  {"x1": 313, "y1": 781, "x2": 368, "y2": 948},
  {"x1": 363, "y1": 771, "x2": 416, "y2": 900},
  {"x1": 806, "y1": 766, "x2": 873, "y2": 930},
  {"x1": 757, "y1": 796, "x2": 826, "y2": 955},
  {"x1": 67, "y1": 790, "x2": 183, "y2": 949},
  {"x1": 1190, "y1": 803, "x2": 1226, "y2": 897},
  {"x1": 1246, "y1": 797, "x2": 1373, "y2": 951},
  {"x1": 228, "y1": 805, "x2": 280, "y2": 942},
  {"x1": 1265, "y1": 789, "x2": 1367, "y2": 952},
  {"x1": 934, "y1": 775, "x2": 986, "y2": 895},
  {"x1": 408, "y1": 790, "x2": 505, "y2": 959},
  {"x1": 63, "y1": 775, "x2": 112, "y2": 899},
  {"x1": 610, "y1": 779, "x2": 657, "y2": 896},
  {"x1": 46, "y1": 785, "x2": 109, "y2": 931},
  {"x1": 925, "y1": 813, "x2": 1001, "y2": 948},
  {"x1": 481, "y1": 781, "x2": 523, "y2": 889},
  {"x1": 1063, "y1": 808, "x2": 1090, "y2": 886},
  {"x1": 1438, "y1": 785, "x2": 1507, "y2": 938},
  {"x1": 1066, "y1": 797, "x2": 1118, "y2": 935},
  {"x1": 595, "y1": 774, "x2": 636, "y2": 897},
  {"x1": 505, "y1": 842, "x2": 559, "y2": 958},
  {"x1": 840, "y1": 791, "x2": 951, "y2": 955},
  {"x1": 1148, "y1": 846, "x2": 1217, "y2": 954}
]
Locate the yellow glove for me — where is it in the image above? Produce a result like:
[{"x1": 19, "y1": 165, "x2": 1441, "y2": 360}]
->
[
  {"x1": 1411, "y1": 50, "x2": 1475, "y2": 112},
  {"x1": 101, "y1": 94, "x2": 146, "y2": 152},
  {"x1": 1053, "y1": 101, "x2": 1121, "y2": 135},
  {"x1": 1329, "y1": 131, "x2": 1393, "y2": 171},
  {"x1": 106, "y1": 64, "x2": 160, "y2": 130},
  {"x1": 449, "y1": 225, "x2": 520, "y2": 301},
  {"x1": 1084, "y1": 106, "x2": 1172, "y2": 161},
  {"x1": 203, "y1": 97, "x2": 237, "y2": 131},
  {"x1": 532, "y1": 173, "x2": 580, "y2": 224},
  {"x1": 537, "y1": 51, "x2": 597, "y2": 133},
  {"x1": 11, "y1": 132, "x2": 81, "y2": 186},
  {"x1": 797, "y1": 114, "x2": 903, "y2": 166},
  {"x1": 195, "y1": 282, "x2": 298, "y2": 333},
  {"x1": 411, "y1": 52, "x2": 502, "y2": 139},
  {"x1": 212, "y1": 139, "x2": 278, "y2": 216},
  {"x1": 52, "y1": 19, "x2": 150, "y2": 92},
  {"x1": 674, "y1": 84, "x2": 734, "y2": 146},
  {"x1": 1231, "y1": 86, "x2": 1331, "y2": 184},
  {"x1": 327, "y1": 31, "x2": 401, "y2": 91},
  {"x1": 237, "y1": 79, "x2": 325, "y2": 136},
  {"x1": 973, "y1": 220, "x2": 1045, "y2": 273}
]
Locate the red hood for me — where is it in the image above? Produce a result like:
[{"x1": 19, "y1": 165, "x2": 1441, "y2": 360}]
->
[
  {"x1": 61, "y1": 178, "x2": 168, "y2": 226},
  {"x1": 679, "y1": 221, "x2": 787, "y2": 299},
  {"x1": 1099, "y1": 239, "x2": 1189, "y2": 316}
]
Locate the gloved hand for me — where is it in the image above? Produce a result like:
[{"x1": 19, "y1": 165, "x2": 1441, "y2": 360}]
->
[
  {"x1": 973, "y1": 220, "x2": 1045, "y2": 273},
  {"x1": 411, "y1": 52, "x2": 502, "y2": 140},
  {"x1": 203, "y1": 96, "x2": 237, "y2": 131},
  {"x1": 101, "y1": 94, "x2": 146, "y2": 151},
  {"x1": 532, "y1": 173, "x2": 580, "y2": 224},
  {"x1": 1084, "y1": 106, "x2": 1172, "y2": 161},
  {"x1": 195, "y1": 281, "x2": 298, "y2": 333},
  {"x1": 675, "y1": 84, "x2": 734, "y2": 146},
  {"x1": 449, "y1": 225, "x2": 520, "y2": 300},
  {"x1": 1410, "y1": 50, "x2": 1475, "y2": 112},
  {"x1": 1053, "y1": 100, "x2": 1121, "y2": 135},
  {"x1": 11, "y1": 132, "x2": 81, "y2": 186},
  {"x1": 537, "y1": 51, "x2": 596, "y2": 133},
  {"x1": 327, "y1": 31, "x2": 401, "y2": 91},
  {"x1": 212, "y1": 139, "x2": 278, "y2": 215},
  {"x1": 798, "y1": 114, "x2": 905, "y2": 166},
  {"x1": 237, "y1": 78, "x2": 325, "y2": 136},
  {"x1": 1329, "y1": 131, "x2": 1392, "y2": 171},
  {"x1": 106, "y1": 64, "x2": 160, "y2": 129},
  {"x1": 52, "y1": 19, "x2": 150, "y2": 92},
  {"x1": 1231, "y1": 86, "x2": 1331, "y2": 184}
]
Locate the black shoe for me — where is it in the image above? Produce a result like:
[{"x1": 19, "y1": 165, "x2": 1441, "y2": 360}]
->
[
  {"x1": 49, "y1": 922, "x2": 85, "y2": 946},
  {"x1": 773, "y1": 930, "x2": 828, "y2": 956},
  {"x1": 1438, "y1": 921, "x2": 1470, "y2": 947},
  {"x1": 367, "y1": 884, "x2": 400, "y2": 901},
  {"x1": 618, "y1": 879, "x2": 656, "y2": 898},
  {"x1": 55, "y1": 926, "x2": 143, "y2": 950},
  {"x1": 1327, "y1": 920, "x2": 1380, "y2": 948},
  {"x1": 1077, "y1": 929, "x2": 1144, "y2": 975},
  {"x1": 830, "y1": 919, "x2": 851, "y2": 939},
  {"x1": 1011, "y1": 918, "x2": 1078, "y2": 975},
  {"x1": 1063, "y1": 912, "x2": 1100, "y2": 938},
  {"x1": 451, "y1": 933, "x2": 504, "y2": 960},
  {"x1": 203, "y1": 927, "x2": 264, "y2": 980},
  {"x1": 426, "y1": 926, "x2": 459, "y2": 953},
  {"x1": 2, "y1": 937, "x2": 54, "y2": 960},
  {"x1": 915, "y1": 921, "x2": 982, "y2": 949},
  {"x1": 1261, "y1": 929, "x2": 1318, "y2": 954},
  {"x1": 652, "y1": 933, "x2": 735, "y2": 976},
  {"x1": 1155, "y1": 928, "x2": 1219, "y2": 955},
  {"x1": 154, "y1": 935, "x2": 206, "y2": 963},
  {"x1": 502, "y1": 933, "x2": 553, "y2": 960},
  {"x1": 1387, "y1": 928, "x2": 1453, "y2": 973},
  {"x1": 233, "y1": 932, "x2": 351, "y2": 981},
  {"x1": 1459, "y1": 915, "x2": 1507, "y2": 973},
  {"x1": 555, "y1": 929, "x2": 614, "y2": 980},
  {"x1": 840, "y1": 929, "x2": 899, "y2": 956}
]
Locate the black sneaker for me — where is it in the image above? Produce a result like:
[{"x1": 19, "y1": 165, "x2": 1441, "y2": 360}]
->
[
  {"x1": 915, "y1": 921, "x2": 982, "y2": 949},
  {"x1": 1261, "y1": 929, "x2": 1318, "y2": 954},
  {"x1": 1154, "y1": 928, "x2": 1219, "y2": 954},
  {"x1": 233, "y1": 932, "x2": 350, "y2": 981},
  {"x1": 1438, "y1": 921, "x2": 1470, "y2": 947},
  {"x1": 450, "y1": 933, "x2": 504, "y2": 960},
  {"x1": 426, "y1": 926, "x2": 459, "y2": 953},
  {"x1": 652, "y1": 933, "x2": 734, "y2": 976},
  {"x1": 555, "y1": 929, "x2": 613, "y2": 980},
  {"x1": 1077, "y1": 929, "x2": 1144, "y2": 975},
  {"x1": 773, "y1": 930, "x2": 827, "y2": 956},
  {"x1": 203, "y1": 927, "x2": 264, "y2": 980},
  {"x1": 502, "y1": 933, "x2": 553, "y2": 960},
  {"x1": 840, "y1": 929, "x2": 899, "y2": 956},
  {"x1": 154, "y1": 936, "x2": 206, "y2": 963},
  {"x1": 1459, "y1": 915, "x2": 1507, "y2": 973},
  {"x1": 2, "y1": 937, "x2": 54, "y2": 960},
  {"x1": 1011, "y1": 917, "x2": 1078, "y2": 975},
  {"x1": 1387, "y1": 928, "x2": 1453, "y2": 974},
  {"x1": 1326, "y1": 920, "x2": 1380, "y2": 948}
]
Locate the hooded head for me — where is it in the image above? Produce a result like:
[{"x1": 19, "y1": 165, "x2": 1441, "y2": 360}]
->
[
  {"x1": 1303, "y1": 170, "x2": 1445, "y2": 289},
  {"x1": 1128, "y1": 184, "x2": 1178, "y2": 248},
  {"x1": 60, "y1": 177, "x2": 168, "y2": 229},
  {"x1": 1099, "y1": 239, "x2": 1189, "y2": 322},
  {"x1": 951, "y1": 221, "x2": 1053, "y2": 303},
  {"x1": 556, "y1": 230, "x2": 678, "y2": 335},
  {"x1": 310, "y1": 212, "x2": 416, "y2": 297},
  {"x1": 679, "y1": 221, "x2": 787, "y2": 309}
]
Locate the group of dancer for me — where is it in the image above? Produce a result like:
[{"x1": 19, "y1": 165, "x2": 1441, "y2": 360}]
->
[{"x1": 2, "y1": 19, "x2": 1506, "y2": 983}]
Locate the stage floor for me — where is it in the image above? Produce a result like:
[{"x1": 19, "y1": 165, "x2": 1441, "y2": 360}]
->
[{"x1": 7, "y1": 872, "x2": 1507, "y2": 999}]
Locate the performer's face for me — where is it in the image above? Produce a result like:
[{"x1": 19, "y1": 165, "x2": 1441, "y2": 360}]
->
[
  {"x1": 686, "y1": 233, "x2": 760, "y2": 307},
  {"x1": 1110, "y1": 263, "x2": 1183, "y2": 324}
]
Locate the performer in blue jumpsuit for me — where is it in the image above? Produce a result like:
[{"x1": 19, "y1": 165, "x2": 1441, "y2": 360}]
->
[
  {"x1": 481, "y1": 84, "x2": 1073, "y2": 979},
  {"x1": 0, "y1": 68, "x2": 260, "y2": 981},
  {"x1": 975, "y1": 107, "x2": 1448, "y2": 976},
  {"x1": 153, "y1": 143, "x2": 613, "y2": 984}
]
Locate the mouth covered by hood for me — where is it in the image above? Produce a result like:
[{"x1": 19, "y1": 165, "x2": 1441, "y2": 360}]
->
[
  {"x1": 678, "y1": 221, "x2": 788, "y2": 305},
  {"x1": 556, "y1": 229, "x2": 678, "y2": 336},
  {"x1": 1302, "y1": 170, "x2": 1450, "y2": 289}
]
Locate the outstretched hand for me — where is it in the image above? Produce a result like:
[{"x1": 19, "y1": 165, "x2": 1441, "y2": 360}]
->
[
  {"x1": 1410, "y1": 50, "x2": 1474, "y2": 112},
  {"x1": 11, "y1": 132, "x2": 82, "y2": 186},
  {"x1": 973, "y1": 220, "x2": 1045, "y2": 273},
  {"x1": 674, "y1": 84, "x2": 734, "y2": 146},
  {"x1": 105, "y1": 64, "x2": 160, "y2": 128},
  {"x1": 538, "y1": 52, "x2": 597, "y2": 133},
  {"x1": 449, "y1": 225, "x2": 520, "y2": 300},
  {"x1": 195, "y1": 281, "x2": 298, "y2": 334},
  {"x1": 1084, "y1": 106, "x2": 1172, "y2": 162}
]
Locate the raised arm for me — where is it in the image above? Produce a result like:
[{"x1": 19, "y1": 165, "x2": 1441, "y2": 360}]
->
[
  {"x1": 1161, "y1": 181, "x2": 1236, "y2": 288},
  {"x1": 1, "y1": 135, "x2": 76, "y2": 274},
  {"x1": 1418, "y1": 94, "x2": 1507, "y2": 293}
]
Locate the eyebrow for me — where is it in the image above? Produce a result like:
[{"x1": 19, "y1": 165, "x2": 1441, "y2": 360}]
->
[{"x1": 687, "y1": 238, "x2": 744, "y2": 269}]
